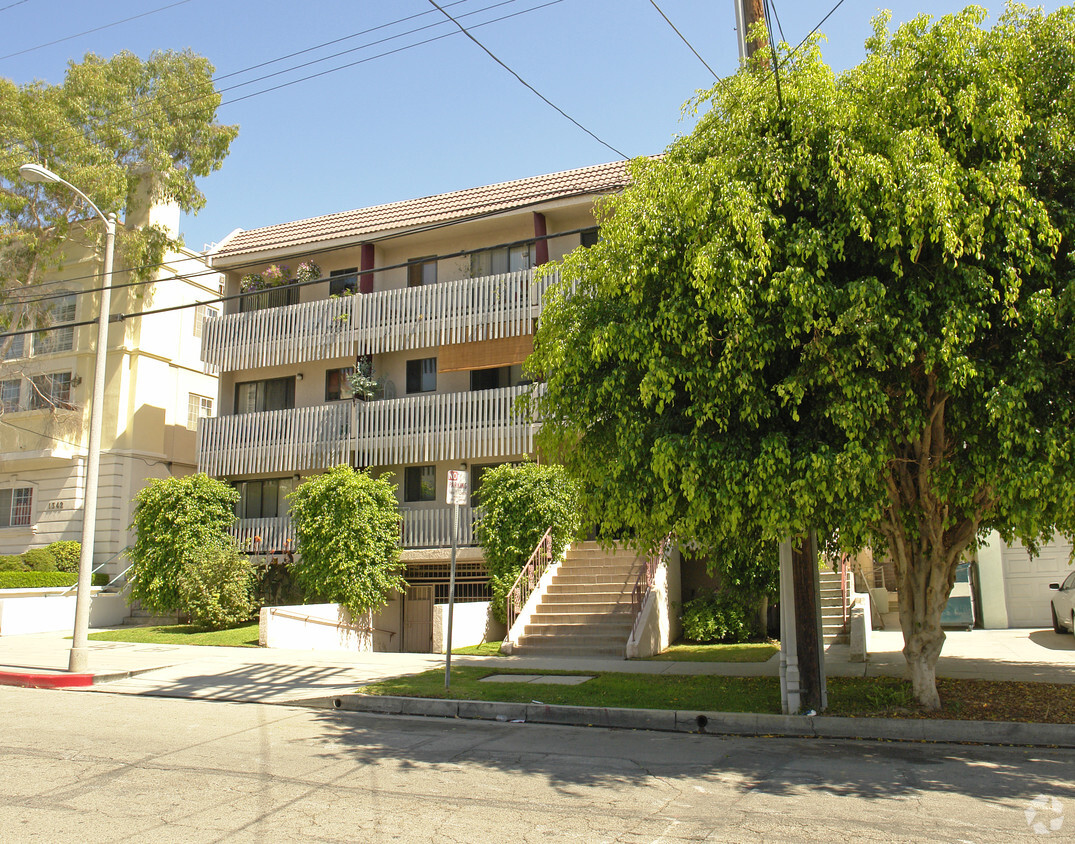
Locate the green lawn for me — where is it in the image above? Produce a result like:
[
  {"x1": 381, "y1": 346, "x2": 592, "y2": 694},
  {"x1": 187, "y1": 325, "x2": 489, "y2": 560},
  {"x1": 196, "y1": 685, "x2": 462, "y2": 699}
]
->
[
  {"x1": 451, "y1": 641, "x2": 505, "y2": 656},
  {"x1": 88, "y1": 622, "x2": 260, "y2": 648},
  {"x1": 643, "y1": 641, "x2": 779, "y2": 663}
]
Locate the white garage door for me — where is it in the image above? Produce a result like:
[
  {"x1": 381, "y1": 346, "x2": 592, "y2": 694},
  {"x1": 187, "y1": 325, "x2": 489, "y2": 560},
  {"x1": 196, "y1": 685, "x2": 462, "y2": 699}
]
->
[{"x1": 1001, "y1": 537, "x2": 1075, "y2": 628}]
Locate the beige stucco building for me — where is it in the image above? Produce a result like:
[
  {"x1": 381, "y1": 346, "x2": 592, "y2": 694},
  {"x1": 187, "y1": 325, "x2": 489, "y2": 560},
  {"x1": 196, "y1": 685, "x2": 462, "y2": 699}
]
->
[{"x1": 0, "y1": 196, "x2": 221, "y2": 577}]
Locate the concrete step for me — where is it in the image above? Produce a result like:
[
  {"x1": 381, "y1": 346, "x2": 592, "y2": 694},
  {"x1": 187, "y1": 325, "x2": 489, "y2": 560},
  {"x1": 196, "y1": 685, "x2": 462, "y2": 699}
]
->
[
  {"x1": 512, "y1": 643, "x2": 626, "y2": 658},
  {"x1": 545, "y1": 584, "x2": 633, "y2": 597},
  {"x1": 534, "y1": 602, "x2": 634, "y2": 614},
  {"x1": 552, "y1": 573, "x2": 638, "y2": 586},
  {"x1": 557, "y1": 563, "x2": 640, "y2": 575},
  {"x1": 524, "y1": 622, "x2": 634, "y2": 638},
  {"x1": 531, "y1": 610, "x2": 634, "y2": 624},
  {"x1": 515, "y1": 634, "x2": 628, "y2": 652}
]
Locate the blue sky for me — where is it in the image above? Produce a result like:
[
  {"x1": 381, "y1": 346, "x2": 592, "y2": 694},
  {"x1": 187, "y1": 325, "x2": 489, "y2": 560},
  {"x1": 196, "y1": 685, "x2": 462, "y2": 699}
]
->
[{"x1": 3, "y1": 1, "x2": 1067, "y2": 252}]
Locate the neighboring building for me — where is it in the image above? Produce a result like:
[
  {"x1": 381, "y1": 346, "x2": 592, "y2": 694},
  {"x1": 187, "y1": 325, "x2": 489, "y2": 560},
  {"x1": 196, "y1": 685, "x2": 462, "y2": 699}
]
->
[{"x1": 0, "y1": 191, "x2": 222, "y2": 577}]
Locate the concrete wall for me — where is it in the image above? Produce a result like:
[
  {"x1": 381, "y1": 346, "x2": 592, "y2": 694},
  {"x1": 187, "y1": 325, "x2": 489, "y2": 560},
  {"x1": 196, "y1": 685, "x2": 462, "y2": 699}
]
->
[
  {"x1": 0, "y1": 588, "x2": 128, "y2": 635},
  {"x1": 430, "y1": 601, "x2": 503, "y2": 653},
  {"x1": 259, "y1": 601, "x2": 403, "y2": 653},
  {"x1": 626, "y1": 547, "x2": 682, "y2": 658}
]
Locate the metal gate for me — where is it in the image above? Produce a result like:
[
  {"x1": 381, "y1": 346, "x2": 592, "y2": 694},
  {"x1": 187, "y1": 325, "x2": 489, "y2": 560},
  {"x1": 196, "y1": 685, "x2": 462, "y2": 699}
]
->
[{"x1": 402, "y1": 585, "x2": 434, "y2": 653}]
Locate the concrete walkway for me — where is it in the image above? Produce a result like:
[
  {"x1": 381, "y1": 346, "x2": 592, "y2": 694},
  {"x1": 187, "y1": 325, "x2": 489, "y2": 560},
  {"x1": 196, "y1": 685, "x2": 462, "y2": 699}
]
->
[{"x1": 0, "y1": 626, "x2": 1072, "y2": 704}]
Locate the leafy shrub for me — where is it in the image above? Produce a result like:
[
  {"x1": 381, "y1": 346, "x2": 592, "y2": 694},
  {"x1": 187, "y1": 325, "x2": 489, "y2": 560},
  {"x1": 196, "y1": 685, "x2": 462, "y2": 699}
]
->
[
  {"x1": 0, "y1": 555, "x2": 24, "y2": 572},
  {"x1": 47, "y1": 541, "x2": 81, "y2": 573},
  {"x1": 255, "y1": 559, "x2": 303, "y2": 607},
  {"x1": 288, "y1": 466, "x2": 405, "y2": 620},
  {"x1": 680, "y1": 589, "x2": 755, "y2": 644},
  {"x1": 129, "y1": 474, "x2": 239, "y2": 615},
  {"x1": 0, "y1": 571, "x2": 107, "y2": 589},
  {"x1": 20, "y1": 548, "x2": 57, "y2": 572},
  {"x1": 474, "y1": 462, "x2": 580, "y2": 623},
  {"x1": 177, "y1": 544, "x2": 257, "y2": 630}
]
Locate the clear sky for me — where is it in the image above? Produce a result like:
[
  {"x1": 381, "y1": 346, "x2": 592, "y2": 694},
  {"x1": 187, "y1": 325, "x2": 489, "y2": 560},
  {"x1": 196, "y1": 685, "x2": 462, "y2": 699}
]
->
[{"x1": 3, "y1": 1, "x2": 1068, "y2": 253}]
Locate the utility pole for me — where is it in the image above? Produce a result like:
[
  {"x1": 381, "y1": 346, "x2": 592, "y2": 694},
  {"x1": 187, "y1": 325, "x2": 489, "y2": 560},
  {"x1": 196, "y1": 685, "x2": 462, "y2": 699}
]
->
[{"x1": 732, "y1": 0, "x2": 826, "y2": 715}]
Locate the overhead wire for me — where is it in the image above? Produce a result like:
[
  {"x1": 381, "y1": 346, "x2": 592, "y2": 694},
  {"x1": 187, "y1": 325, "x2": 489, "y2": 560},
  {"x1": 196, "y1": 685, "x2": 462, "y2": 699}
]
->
[
  {"x1": 425, "y1": 0, "x2": 628, "y2": 159},
  {"x1": 646, "y1": 0, "x2": 719, "y2": 81}
]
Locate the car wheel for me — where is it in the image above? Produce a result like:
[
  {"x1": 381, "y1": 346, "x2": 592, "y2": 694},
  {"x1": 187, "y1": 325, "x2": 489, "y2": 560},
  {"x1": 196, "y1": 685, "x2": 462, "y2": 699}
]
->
[{"x1": 1054, "y1": 605, "x2": 1065, "y2": 634}]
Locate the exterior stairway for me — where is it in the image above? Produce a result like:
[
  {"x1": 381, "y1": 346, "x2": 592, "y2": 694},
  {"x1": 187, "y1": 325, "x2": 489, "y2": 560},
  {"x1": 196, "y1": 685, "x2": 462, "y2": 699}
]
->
[
  {"x1": 819, "y1": 568, "x2": 849, "y2": 645},
  {"x1": 512, "y1": 541, "x2": 644, "y2": 657}
]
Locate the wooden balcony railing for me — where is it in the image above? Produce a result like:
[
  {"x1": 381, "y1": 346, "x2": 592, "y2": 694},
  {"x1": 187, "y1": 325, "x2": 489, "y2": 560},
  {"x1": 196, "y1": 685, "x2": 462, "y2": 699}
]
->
[
  {"x1": 201, "y1": 269, "x2": 557, "y2": 372},
  {"x1": 197, "y1": 384, "x2": 541, "y2": 478}
]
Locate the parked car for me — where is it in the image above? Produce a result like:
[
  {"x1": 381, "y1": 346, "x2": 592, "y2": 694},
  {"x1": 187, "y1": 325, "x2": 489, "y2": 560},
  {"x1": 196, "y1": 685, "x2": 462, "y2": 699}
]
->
[{"x1": 1049, "y1": 571, "x2": 1075, "y2": 635}]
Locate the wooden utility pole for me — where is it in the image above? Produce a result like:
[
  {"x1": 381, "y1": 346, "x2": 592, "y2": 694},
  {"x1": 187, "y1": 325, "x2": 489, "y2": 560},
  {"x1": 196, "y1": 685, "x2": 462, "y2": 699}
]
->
[{"x1": 733, "y1": 0, "x2": 826, "y2": 714}]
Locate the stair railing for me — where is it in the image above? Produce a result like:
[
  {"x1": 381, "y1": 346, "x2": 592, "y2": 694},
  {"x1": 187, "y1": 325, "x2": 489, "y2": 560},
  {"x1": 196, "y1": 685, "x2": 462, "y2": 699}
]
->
[
  {"x1": 629, "y1": 535, "x2": 672, "y2": 641},
  {"x1": 61, "y1": 546, "x2": 133, "y2": 596},
  {"x1": 505, "y1": 526, "x2": 553, "y2": 631},
  {"x1": 840, "y1": 554, "x2": 851, "y2": 627}
]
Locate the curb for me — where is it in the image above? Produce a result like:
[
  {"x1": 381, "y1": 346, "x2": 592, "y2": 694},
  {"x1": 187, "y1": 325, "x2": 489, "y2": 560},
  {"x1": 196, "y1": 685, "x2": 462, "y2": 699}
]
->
[
  {"x1": 0, "y1": 666, "x2": 165, "y2": 690},
  {"x1": 299, "y1": 693, "x2": 1075, "y2": 749}
]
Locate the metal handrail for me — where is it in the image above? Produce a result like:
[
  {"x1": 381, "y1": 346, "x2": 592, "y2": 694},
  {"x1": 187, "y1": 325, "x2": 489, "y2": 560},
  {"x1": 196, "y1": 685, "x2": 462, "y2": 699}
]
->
[
  {"x1": 840, "y1": 554, "x2": 851, "y2": 627},
  {"x1": 505, "y1": 526, "x2": 554, "y2": 631},
  {"x1": 61, "y1": 546, "x2": 132, "y2": 596},
  {"x1": 265, "y1": 607, "x2": 397, "y2": 641},
  {"x1": 629, "y1": 536, "x2": 672, "y2": 641}
]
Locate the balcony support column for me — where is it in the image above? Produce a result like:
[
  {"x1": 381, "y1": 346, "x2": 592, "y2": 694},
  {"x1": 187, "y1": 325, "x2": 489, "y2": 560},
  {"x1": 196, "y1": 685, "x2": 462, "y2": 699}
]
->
[
  {"x1": 533, "y1": 212, "x2": 549, "y2": 266},
  {"x1": 360, "y1": 243, "x2": 375, "y2": 294}
]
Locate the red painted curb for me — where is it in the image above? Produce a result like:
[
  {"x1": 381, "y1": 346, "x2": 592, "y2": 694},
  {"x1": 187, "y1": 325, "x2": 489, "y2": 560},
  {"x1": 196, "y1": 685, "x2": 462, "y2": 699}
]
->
[{"x1": 0, "y1": 670, "x2": 95, "y2": 689}]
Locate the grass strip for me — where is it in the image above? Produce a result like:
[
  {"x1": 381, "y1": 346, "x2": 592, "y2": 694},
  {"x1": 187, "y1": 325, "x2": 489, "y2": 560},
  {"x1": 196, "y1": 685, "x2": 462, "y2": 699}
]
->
[
  {"x1": 88, "y1": 622, "x2": 260, "y2": 648},
  {"x1": 642, "y1": 642, "x2": 779, "y2": 663},
  {"x1": 451, "y1": 641, "x2": 505, "y2": 656}
]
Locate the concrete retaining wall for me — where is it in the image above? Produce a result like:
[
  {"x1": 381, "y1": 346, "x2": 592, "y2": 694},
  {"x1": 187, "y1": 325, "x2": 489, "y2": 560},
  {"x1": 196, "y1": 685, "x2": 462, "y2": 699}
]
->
[
  {"x1": 431, "y1": 601, "x2": 503, "y2": 653},
  {"x1": 626, "y1": 547, "x2": 682, "y2": 659},
  {"x1": 259, "y1": 601, "x2": 402, "y2": 652},
  {"x1": 0, "y1": 588, "x2": 128, "y2": 635}
]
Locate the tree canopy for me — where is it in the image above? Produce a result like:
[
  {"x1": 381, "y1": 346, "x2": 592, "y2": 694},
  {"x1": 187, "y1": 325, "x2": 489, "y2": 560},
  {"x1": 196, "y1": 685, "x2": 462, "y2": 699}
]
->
[
  {"x1": 0, "y1": 49, "x2": 238, "y2": 357},
  {"x1": 531, "y1": 4, "x2": 1075, "y2": 708}
]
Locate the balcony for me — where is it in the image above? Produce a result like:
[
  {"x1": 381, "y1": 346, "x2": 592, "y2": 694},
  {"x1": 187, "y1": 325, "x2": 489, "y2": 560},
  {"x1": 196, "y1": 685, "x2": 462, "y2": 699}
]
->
[
  {"x1": 197, "y1": 384, "x2": 540, "y2": 478},
  {"x1": 201, "y1": 268, "x2": 557, "y2": 372},
  {"x1": 230, "y1": 507, "x2": 477, "y2": 551}
]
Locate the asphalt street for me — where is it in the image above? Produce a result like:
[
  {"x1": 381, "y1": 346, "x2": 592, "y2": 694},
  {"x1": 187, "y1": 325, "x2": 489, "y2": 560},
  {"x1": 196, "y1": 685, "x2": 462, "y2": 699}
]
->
[{"x1": 2, "y1": 685, "x2": 1072, "y2": 843}]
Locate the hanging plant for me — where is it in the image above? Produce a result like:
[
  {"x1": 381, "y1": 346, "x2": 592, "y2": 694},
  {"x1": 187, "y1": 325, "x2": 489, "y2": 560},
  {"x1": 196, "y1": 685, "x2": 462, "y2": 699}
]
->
[
  {"x1": 346, "y1": 357, "x2": 382, "y2": 401},
  {"x1": 295, "y1": 261, "x2": 321, "y2": 285},
  {"x1": 240, "y1": 263, "x2": 292, "y2": 293}
]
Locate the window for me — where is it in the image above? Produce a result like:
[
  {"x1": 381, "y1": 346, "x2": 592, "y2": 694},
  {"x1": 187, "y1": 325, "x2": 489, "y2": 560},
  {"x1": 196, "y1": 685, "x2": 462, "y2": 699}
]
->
[
  {"x1": 2, "y1": 331, "x2": 25, "y2": 360},
  {"x1": 404, "y1": 466, "x2": 436, "y2": 502},
  {"x1": 193, "y1": 304, "x2": 219, "y2": 339},
  {"x1": 0, "y1": 487, "x2": 32, "y2": 527},
  {"x1": 1, "y1": 380, "x2": 20, "y2": 413},
  {"x1": 407, "y1": 257, "x2": 437, "y2": 288},
  {"x1": 406, "y1": 358, "x2": 437, "y2": 393},
  {"x1": 469, "y1": 463, "x2": 507, "y2": 508},
  {"x1": 30, "y1": 372, "x2": 73, "y2": 410},
  {"x1": 580, "y1": 228, "x2": 600, "y2": 248},
  {"x1": 329, "y1": 268, "x2": 359, "y2": 296},
  {"x1": 234, "y1": 377, "x2": 295, "y2": 414},
  {"x1": 470, "y1": 365, "x2": 524, "y2": 391},
  {"x1": 325, "y1": 367, "x2": 355, "y2": 401},
  {"x1": 187, "y1": 393, "x2": 213, "y2": 431},
  {"x1": 239, "y1": 285, "x2": 299, "y2": 313},
  {"x1": 470, "y1": 244, "x2": 531, "y2": 278},
  {"x1": 33, "y1": 293, "x2": 76, "y2": 355},
  {"x1": 234, "y1": 478, "x2": 294, "y2": 520}
]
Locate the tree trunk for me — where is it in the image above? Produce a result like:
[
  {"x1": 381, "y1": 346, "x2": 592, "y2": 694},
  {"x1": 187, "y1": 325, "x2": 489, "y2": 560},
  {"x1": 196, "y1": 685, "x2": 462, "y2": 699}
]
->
[{"x1": 756, "y1": 594, "x2": 769, "y2": 639}]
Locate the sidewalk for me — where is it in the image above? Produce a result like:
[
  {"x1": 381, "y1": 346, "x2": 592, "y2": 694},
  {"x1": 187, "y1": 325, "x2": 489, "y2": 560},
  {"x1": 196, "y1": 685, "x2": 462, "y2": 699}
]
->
[{"x1": 1, "y1": 626, "x2": 1072, "y2": 704}]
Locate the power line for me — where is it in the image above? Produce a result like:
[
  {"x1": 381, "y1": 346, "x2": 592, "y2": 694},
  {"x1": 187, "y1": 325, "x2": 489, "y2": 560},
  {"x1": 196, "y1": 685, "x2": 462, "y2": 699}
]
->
[
  {"x1": 647, "y1": 0, "x2": 719, "y2": 81},
  {"x1": 425, "y1": 0, "x2": 628, "y2": 159},
  {"x1": 0, "y1": 0, "x2": 195, "y2": 61},
  {"x1": 0, "y1": 0, "x2": 32, "y2": 12},
  {"x1": 769, "y1": 0, "x2": 788, "y2": 44}
]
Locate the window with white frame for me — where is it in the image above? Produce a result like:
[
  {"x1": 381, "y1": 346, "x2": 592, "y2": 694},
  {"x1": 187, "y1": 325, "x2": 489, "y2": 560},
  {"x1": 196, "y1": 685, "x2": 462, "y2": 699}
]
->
[
  {"x1": 1, "y1": 330, "x2": 25, "y2": 360},
  {"x1": 29, "y1": 372, "x2": 73, "y2": 410},
  {"x1": 407, "y1": 257, "x2": 437, "y2": 288},
  {"x1": 187, "y1": 393, "x2": 213, "y2": 431},
  {"x1": 0, "y1": 487, "x2": 32, "y2": 527},
  {"x1": 193, "y1": 304, "x2": 219, "y2": 339},
  {"x1": 1, "y1": 380, "x2": 20, "y2": 413},
  {"x1": 33, "y1": 293, "x2": 76, "y2": 355}
]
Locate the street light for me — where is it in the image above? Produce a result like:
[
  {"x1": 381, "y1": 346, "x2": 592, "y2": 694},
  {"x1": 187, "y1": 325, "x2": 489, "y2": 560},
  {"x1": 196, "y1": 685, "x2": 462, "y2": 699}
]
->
[{"x1": 20, "y1": 163, "x2": 117, "y2": 674}]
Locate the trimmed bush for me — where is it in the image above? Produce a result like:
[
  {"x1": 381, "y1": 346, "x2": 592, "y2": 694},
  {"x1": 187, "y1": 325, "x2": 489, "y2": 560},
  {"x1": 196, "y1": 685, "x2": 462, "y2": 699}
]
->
[
  {"x1": 0, "y1": 571, "x2": 108, "y2": 589},
  {"x1": 474, "y1": 462, "x2": 580, "y2": 624},
  {"x1": 680, "y1": 589, "x2": 754, "y2": 644},
  {"x1": 0, "y1": 555, "x2": 24, "y2": 572},
  {"x1": 47, "y1": 541, "x2": 81, "y2": 573},
  {"x1": 177, "y1": 544, "x2": 257, "y2": 630},
  {"x1": 20, "y1": 548, "x2": 57, "y2": 572},
  {"x1": 288, "y1": 466, "x2": 404, "y2": 620},
  {"x1": 129, "y1": 473, "x2": 239, "y2": 615}
]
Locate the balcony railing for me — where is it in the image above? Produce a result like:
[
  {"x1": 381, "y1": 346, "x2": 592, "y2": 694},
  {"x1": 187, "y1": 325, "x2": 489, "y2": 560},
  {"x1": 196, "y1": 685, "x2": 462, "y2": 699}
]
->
[
  {"x1": 200, "y1": 269, "x2": 557, "y2": 372},
  {"x1": 198, "y1": 384, "x2": 539, "y2": 478},
  {"x1": 229, "y1": 509, "x2": 475, "y2": 551},
  {"x1": 354, "y1": 383, "x2": 539, "y2": 466},
  {"x1": 198, "y1": 402, "x2": 352, "y2": 478}
]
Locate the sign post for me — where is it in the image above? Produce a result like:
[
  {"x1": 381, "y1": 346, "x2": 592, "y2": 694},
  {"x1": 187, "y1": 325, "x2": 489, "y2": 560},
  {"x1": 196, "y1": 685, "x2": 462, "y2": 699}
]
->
[{"x1": 444, "y1": 469, "x2": 467, "y2": 689}]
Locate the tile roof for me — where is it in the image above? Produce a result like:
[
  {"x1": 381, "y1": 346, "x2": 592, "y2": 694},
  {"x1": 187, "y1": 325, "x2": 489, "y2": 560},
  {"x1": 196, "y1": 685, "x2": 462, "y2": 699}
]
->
[{"x1": 212, "y1": 159, "x2": 632, "y2": 263}]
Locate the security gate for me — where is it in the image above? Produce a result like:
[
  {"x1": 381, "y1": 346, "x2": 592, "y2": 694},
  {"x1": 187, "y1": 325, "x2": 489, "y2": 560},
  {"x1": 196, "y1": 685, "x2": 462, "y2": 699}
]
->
[{"x1": 402, "y1": 585, "x2": 433, "y2": 652}]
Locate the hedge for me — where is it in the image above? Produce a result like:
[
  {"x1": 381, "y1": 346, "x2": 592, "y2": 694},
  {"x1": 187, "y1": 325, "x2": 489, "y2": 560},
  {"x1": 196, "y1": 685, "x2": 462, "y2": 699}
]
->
[{"x1": 0, "y1": 571, "x2": 109, "y2": 589}]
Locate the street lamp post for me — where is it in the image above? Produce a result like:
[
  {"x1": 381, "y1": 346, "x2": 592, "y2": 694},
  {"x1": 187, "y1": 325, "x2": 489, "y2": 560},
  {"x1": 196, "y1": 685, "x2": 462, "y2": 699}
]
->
[{"x1": 19, "y1": 163, "x2": 117, "y2": 674}]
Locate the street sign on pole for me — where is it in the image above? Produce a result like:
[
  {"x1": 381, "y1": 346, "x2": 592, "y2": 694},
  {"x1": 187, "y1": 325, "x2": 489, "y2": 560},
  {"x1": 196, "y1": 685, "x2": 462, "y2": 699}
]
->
[{"x1": 445, "y1": 470, "x2": 467, "y2": 689}]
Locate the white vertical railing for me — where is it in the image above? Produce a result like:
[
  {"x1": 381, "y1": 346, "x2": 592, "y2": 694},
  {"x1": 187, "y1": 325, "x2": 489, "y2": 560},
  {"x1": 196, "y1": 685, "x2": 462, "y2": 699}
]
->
[
  {"x1": 197, "y1": 403, "x2": 352, "y2": 477},
  {"x1": 200, "y1": 269, "x2": 559, "y2": 371},
  {"x1": 399, "y1": 505, "x2": 476, "y2": 548},
  {"x1": 231, "y1": 516, "x2": 294, "y2": 554},
  {"x1": 354, "y1": 383, "x2": 540, "y2": 466}
]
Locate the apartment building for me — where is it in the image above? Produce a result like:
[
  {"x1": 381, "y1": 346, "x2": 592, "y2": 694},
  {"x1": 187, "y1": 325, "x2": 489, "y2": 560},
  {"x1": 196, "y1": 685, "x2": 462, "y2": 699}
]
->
[
  {"x1": 199, "y1": 162, "x2": 628, "y2": 574},
  {"x1": 0, "y1": 191, "x2": 222, "y2": 575}
]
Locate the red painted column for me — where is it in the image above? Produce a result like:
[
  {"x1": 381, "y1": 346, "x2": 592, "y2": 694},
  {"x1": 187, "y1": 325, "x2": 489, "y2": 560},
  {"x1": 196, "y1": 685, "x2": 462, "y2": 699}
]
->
[
  {"x1": 360, "y1": 243, "x2": 375, "y2": 293},
  {"x1": 533, "y1": 212, "x2": 549, "y2": 266}
]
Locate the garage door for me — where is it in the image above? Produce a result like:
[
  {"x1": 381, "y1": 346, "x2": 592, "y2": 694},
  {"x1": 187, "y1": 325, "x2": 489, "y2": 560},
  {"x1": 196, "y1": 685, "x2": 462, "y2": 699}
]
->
[{"x1": 1001, "y1": 537, "x2": 1075, "y2": 628}]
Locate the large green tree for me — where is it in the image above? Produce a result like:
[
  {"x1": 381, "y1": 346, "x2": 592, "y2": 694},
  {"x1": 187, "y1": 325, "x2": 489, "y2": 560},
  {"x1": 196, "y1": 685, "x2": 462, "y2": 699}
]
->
[
  {"x1": 0, "y1": 49, "x2": 238, "y2": 360},
  {"x1": 531, "y1": 5, "x2": 1075, "y2": 709}
]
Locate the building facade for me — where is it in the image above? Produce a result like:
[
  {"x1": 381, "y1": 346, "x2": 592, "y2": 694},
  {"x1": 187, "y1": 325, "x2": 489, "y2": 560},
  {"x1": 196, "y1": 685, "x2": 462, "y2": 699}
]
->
[
  {"x1": 199, "y1": 161, "x2": 629, "y2": 564},
  {"x1": 0, "y1": 194, "x2": 222, "y2": 576}
]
